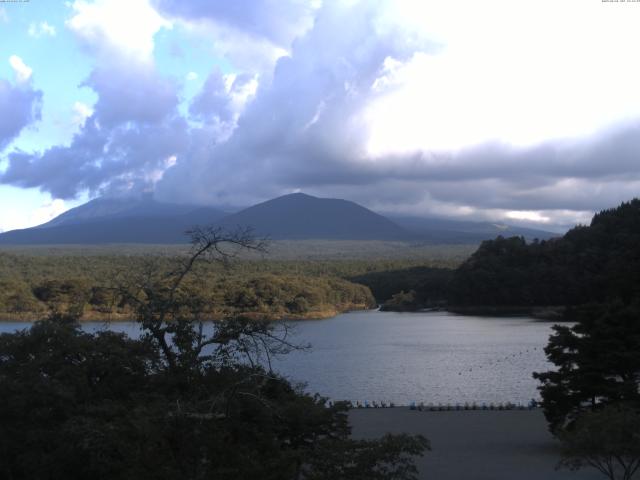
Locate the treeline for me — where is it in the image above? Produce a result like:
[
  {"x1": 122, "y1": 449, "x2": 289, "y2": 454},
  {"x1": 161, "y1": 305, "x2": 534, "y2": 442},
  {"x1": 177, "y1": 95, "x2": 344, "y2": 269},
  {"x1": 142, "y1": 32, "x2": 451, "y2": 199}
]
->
[
  {"x1": 0, "y1": 264, "x2": 376, "y2": 321},
  {"x1": 0, "y1": 251, "x2": 468, "y2": 320},
  {"x1": 361, "y1": 199, "x2": 640, "y2": 312},
  {"x1": 448, "y1": 199, "x2": 640, "y2": 307},
  {"x1": 350, "y1": 267, "x2": 453, "y2": 309}
]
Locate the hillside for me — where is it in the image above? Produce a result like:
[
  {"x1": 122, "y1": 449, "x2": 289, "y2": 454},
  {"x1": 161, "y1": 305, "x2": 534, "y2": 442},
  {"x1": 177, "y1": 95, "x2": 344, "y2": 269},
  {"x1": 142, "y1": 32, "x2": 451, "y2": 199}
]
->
[
  {"x1": 389, "y1": 216, "x2": 556, "y2": 243},
  {"x1": 447, "y1": 199, "x2": 640, "y2": 307},
  {"x1": 0, "y1": 197, "x2": 227, "y2": 244},
  {"x1": 219, "y1": 193, "x2": 409, "y2": 240},
  {"x1": 0, "y1": 192, "x2": 556, "y2": 245}
]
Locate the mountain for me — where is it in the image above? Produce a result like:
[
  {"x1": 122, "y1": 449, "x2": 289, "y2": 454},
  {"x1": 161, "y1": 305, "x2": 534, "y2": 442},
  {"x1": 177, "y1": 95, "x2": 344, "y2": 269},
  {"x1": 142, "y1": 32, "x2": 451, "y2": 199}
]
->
[
  {"x1": 389, "y1": 215, "x2": 557, "y2": 244},
  {"x1": 38, "y1": 195, "x2": 199, "y2": 229},
  {"x1": 219, "y1": 193, "x2": 409, "y2": 240},
  {"x1": 0, "y1": 197, "x2": 228, "y2": 244},
  {"x1": 0, "y1": 192, "x2": 557, "y2": 245}
]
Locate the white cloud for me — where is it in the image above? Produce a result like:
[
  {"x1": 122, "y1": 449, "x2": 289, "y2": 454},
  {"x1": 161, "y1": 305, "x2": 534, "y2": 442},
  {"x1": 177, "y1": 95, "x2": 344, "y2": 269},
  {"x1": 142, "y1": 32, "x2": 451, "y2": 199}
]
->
[
  {"x1": 28, "y1": 21, "x2": 57, "y2": 38},
  {"x1": 186, "y1": 71, "x2": 198, "y2": 81},
  {"x1": 0, "y1": 198, "x2": 68, "y2": 232},
  {"x1": 67, "y1": 0, "x2": 171, "y2": 62},
  {"x1": 9, "y1": 55, "x2": 32, "y2": 83},
  {"x1": 31, "y1": 199, "x2": 68, "y2": 226},
  {"x1": 364, "y1": 0, "x2": 640, "y2": 155},
  {"x1": 72, "y1": 101, "x2": 94, "y2": 127}
]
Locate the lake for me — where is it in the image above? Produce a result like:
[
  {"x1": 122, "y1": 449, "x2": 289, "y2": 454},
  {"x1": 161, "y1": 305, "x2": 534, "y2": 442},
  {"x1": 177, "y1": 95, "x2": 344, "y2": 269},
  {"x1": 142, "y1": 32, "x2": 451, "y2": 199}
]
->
[{"x1": 0, "y1": 310, "x2": 557, "y2": 406}]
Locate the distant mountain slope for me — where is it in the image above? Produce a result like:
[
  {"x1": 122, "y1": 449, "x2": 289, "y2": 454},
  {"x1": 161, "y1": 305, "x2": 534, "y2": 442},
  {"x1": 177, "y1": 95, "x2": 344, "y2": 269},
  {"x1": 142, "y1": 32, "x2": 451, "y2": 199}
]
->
[
  {"x1": 0, "y1": 192, "x2": 558, "y2": 245},
  {"x1": 390, "y1": 215, "x2": 557, "y2": 244},
  {"x1": 38, "y1": 196, "x2": 206, "y2": 229},
  {"x1": 219, "y1": 193, "x2": 409, "y2": 240},
  {"x1": 0, "y1": 197, "x2": 227, "y2": 244}
]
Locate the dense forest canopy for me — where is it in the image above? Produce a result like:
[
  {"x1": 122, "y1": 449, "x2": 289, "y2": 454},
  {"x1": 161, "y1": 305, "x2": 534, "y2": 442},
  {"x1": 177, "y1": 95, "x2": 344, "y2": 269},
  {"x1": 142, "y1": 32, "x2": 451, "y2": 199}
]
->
[
  {"x1": 447, "y1": 199, "x2": 640, "y2": 308},
  {"x1": 0, "y1": 244, "x2": 469, "y2": 320}
]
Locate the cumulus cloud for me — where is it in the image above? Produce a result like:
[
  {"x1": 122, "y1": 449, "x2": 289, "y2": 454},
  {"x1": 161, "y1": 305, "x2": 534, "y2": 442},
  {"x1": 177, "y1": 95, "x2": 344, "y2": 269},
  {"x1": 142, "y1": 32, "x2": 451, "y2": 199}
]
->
[
  {"x1": 189, "y1": 70, "x2": 257, "y2": 129},
  {"x1": 83, "y1": 63, "x2": 178, "y2": 128},
  {"x1": 67, "y1": 0, "x2": 171, "y2": 62},
  {"x1": 154, "y1": 0, "x2": 640, "y2": 227},
  {"x1": 72, "y1": 101, "x2": 94, "y2": 128},
  {"x1": 153, "y1": 0, "x2": 318, "y2": 48},
  {"x1": 0, "y1": 61, "x2": 42, "y2": 150},
  {"x1": 1, "y1": 17, "x2": 184, "y2": 199},
  {"x1": 4, "y1": 0, "x2": 640, "y2": 229},
  {"x1": 2, "y1": 116, "x2": 189, "y2": 199}
]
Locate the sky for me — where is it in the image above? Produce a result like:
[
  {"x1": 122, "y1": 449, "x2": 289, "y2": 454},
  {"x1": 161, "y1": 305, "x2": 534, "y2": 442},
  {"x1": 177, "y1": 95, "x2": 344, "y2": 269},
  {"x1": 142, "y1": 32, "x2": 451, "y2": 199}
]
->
[{"x1": 1, "y1": 0, "x2": 640, "y2": 233}]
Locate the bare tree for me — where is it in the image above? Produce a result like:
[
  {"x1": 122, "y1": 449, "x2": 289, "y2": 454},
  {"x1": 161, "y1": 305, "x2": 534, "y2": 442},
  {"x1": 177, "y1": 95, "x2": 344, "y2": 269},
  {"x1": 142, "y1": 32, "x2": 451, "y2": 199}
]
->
[{"x1": 114, "y1": 225, "x2": 302, "y2": 371}]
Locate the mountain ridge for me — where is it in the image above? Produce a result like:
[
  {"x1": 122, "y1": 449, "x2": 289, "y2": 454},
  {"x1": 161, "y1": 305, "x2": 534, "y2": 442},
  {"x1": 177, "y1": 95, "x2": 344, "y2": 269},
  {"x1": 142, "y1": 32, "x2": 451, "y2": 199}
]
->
[{"x1": 0, "y1": 193, "x2": 557, "y2": 245}]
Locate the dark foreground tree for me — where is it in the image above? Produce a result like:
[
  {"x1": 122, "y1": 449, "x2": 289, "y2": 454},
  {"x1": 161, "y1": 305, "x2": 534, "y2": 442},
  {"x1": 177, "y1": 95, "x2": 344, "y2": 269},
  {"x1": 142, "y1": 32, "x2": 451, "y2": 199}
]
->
[
  {"x1": 558, "y1": 405, "x2": 640, "y2": 480},
  {"x1": 533, "y1": 302, "x2": 640, "y2": 433},
  {"x1": 0, "y1": 226, "x2": 429, "y2": 480}
]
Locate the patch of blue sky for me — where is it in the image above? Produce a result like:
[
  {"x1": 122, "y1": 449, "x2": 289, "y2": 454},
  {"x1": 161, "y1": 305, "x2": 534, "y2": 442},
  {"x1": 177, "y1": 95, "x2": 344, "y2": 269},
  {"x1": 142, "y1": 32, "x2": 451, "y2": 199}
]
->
[
  {"x1": 0, "y1": 3, "x2": 91, "y2": 229},
  {"x1": 0, "y1": 2, "x2": 96, "y2": 154}
]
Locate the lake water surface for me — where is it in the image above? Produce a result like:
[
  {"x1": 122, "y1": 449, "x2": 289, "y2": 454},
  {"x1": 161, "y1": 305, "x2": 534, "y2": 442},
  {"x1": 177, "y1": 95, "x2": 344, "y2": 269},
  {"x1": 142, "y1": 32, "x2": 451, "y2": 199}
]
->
[{"x1": 0, "y1": 310, "x2": 557, "y2": 405}]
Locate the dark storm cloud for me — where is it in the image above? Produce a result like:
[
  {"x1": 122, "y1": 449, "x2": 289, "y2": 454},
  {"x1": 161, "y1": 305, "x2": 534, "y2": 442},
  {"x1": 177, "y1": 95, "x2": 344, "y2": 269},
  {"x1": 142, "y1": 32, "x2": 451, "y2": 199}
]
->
[{"x1": 0, "y1": 79, "x2": 42, "y2": 150}]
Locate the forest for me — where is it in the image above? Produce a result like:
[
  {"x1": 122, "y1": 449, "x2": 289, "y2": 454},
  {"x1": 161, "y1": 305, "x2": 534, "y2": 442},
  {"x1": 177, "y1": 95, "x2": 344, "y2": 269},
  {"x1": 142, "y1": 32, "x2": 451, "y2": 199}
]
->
[
  {"x1": 447, "y1": 199, "x2": 640, "y2": 309},
  {"x1": 0, "y1": 248, "x2": 465, "y2": 321},
  {"x1": 1, "y1": 199, "x2": 638, "y2": 321}
]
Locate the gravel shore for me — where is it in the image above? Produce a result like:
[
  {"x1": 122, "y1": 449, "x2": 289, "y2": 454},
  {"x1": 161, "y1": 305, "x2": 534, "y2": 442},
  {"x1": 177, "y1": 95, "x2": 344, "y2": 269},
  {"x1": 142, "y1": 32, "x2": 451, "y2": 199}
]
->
[{"x1": 349, "y1": 409, "x2": 603, "y2": 480}]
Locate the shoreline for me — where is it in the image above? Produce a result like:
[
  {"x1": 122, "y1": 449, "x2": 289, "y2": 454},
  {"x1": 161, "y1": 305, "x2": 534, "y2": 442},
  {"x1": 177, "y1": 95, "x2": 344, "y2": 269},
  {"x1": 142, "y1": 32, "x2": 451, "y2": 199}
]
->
[
  {"x1": 0, "y1": 304, "x2": 567, "y2": 323},
  {"x1": 0, "y1": 303, "x2": 375, "y2": 323},
  {"x1": 381, "y1": 304, "x2": 567, "y2": 320}
]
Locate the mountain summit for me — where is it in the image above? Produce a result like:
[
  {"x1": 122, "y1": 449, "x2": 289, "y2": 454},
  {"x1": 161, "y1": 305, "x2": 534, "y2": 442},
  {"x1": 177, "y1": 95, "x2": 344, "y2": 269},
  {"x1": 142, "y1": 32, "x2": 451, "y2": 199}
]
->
[
  {"x1": 0, "y1": 192, "x2": 555, "y2": 245},
  {"x1": 219, "y1": 193, "x2": 408, "y2": 240}
]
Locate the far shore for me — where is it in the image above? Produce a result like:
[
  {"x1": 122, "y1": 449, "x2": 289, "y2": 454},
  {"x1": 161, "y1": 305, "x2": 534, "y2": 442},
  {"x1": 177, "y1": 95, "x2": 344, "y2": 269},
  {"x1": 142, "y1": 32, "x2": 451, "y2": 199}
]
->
[
  {"x1": 0, "y1": 303, "x2": 374, "y2": 323},
  {"x1": 382, "y1": 304, "x2": 567, "y2": 320},
  {"x1": 0, "y1": 305, "x2": 571, "y2": 323},
  {"x1": 349, "y1": 408, "x2": 600, "y2": 480}
]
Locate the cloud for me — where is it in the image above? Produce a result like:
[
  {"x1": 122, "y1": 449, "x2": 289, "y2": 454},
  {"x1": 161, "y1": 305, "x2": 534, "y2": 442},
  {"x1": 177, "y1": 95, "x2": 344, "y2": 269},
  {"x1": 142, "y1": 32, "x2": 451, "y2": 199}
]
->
[
  {"x1": 0, "y1": 65, "x2": 42, "y2": 150},
  {"x1": 189, "y1": 70, "x2": 257, "y2": 128},
  {"x1": 152, "y1": 0, "x2": 319, "y2": 48},
  {"x1": 28, "y1": 21, "x2": 57, "y2": 38},
  {"x1": 72, "y1": 101, "x2": 93, "y2": 127},
  {"x1": 67, "y1": 0, "x2": 171, "y2": 62},
  {"x1": 153, "y1": 0, "x2": 640, "y2": 227},
  {"x1": 9, "y1": 55, "x2": 32, "y2": 83},
  {"x1": 2, "y1": 115, "x2": 190, "y2": 199},
  {"x1": 5, "y1": 0, "x2": 640, "y2": 229},
  {"x1": 82, "y1": 62, "x2": 178, "y2": 127},
  {"x1": 0, "y1": 198, "x2": 69, "y2": 233}
]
